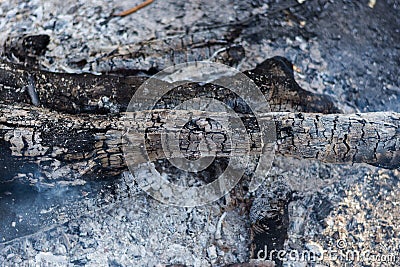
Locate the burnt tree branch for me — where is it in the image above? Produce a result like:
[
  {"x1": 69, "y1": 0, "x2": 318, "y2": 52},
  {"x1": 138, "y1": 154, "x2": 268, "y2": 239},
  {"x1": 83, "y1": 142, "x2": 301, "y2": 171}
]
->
[
  {"x1": 1, "y1": 104, "x2": 398, "y2": 177},
  {"x1": 0, "y1": 57, "x2": 340, "y2": 114}
]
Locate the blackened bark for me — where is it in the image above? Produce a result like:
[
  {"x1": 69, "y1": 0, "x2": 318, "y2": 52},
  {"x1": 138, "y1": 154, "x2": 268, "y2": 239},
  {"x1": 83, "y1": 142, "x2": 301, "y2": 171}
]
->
[
  {"x1": 0, "y1": 57, "x2": 340, "y2": 115},
  {"x1": 1, "y1": 104, "x2": 398, "y2": 178}
]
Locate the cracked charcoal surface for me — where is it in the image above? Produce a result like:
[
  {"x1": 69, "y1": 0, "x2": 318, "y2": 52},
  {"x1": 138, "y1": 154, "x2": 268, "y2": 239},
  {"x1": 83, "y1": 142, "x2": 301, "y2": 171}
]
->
[{"x1": 0, "y1": 0, "x2": 399, "y2": 266}]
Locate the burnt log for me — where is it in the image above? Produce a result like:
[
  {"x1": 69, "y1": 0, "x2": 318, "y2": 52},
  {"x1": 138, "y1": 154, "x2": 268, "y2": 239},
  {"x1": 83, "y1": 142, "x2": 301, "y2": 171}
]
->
[
  {"x1": 1, "y1": 104, "x2": 398, "y2": 179},
  {"x1": 0, "y1": 57, "x2": 339, "y2": 115}
]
